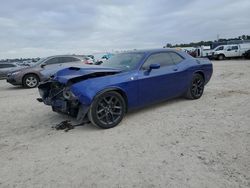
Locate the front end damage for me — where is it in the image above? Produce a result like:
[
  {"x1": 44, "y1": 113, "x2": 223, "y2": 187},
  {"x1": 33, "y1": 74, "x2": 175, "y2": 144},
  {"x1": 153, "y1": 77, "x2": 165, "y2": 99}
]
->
[
  {"x1": 37, "y1": 66, "x2": 122, "y2": 122},
  {"x1": 38, "y1": 81, "x2": 89, "y2": 122}
]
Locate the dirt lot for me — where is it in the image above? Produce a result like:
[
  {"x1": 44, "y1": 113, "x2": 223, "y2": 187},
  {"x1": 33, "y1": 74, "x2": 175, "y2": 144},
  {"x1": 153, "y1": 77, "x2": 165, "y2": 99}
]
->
[{"x1": 0, "y1": 60, "x2": 249, "y2": 188}]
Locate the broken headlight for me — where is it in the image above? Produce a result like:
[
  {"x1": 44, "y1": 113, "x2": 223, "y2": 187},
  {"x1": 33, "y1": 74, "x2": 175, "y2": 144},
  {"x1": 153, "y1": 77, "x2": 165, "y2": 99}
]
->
[{"x1": 63, "y1": 88, "x2": 76, "y2": 100}]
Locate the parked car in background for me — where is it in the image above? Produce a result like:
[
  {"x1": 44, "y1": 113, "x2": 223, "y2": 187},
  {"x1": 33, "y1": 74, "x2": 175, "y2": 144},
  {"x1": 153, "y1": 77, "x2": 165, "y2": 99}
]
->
[
  {"x1": 6, "y1": 55, "x2": 87, "y2": 88},
  {"x1": 212, "y1": 43, "x2": 250, "y2": 60},
  {"x1": 38, "y1": 49, "x2": 213, "y2": 129},
  {"x1": 195, "y1": 46, "x2": 213, "y2": 59},
  {"x1": 94, "y1": 53, "x2": 114, "y2": 65},
  {"x1": 83, "y1": 57, "x2": 95, "y2": 64},
  {"x1": 0, "y1": 63, "x2": 21, "y2": 79},
  {"x1": 40, "y1": 62, "x2": 88, "y2": 81}
]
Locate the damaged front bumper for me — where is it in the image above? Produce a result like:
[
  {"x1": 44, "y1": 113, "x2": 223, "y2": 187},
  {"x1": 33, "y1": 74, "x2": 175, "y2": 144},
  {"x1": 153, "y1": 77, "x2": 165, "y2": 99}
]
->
[{"x1": 38, "y1": 81, "x2": 89, "y2": 121}]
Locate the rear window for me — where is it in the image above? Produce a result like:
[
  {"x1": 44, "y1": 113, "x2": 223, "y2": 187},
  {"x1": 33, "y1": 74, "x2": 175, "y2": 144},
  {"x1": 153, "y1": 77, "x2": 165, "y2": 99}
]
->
[
  {"x1": 232, "y1": 46, "x2": 239, "y2": 50},
  {"x1": 169, "y1": 52, "x2": 184, "y2": 64}
]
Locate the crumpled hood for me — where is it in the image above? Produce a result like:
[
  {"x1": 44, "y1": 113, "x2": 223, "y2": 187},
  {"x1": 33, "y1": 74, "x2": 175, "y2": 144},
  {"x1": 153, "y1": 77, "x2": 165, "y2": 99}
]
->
[
  {"x1": 41, "y1": 62, "x2": 85, "y2": 78},
  {"x1": 53, "y1": 65, "x2": 122, "y2": 84}
]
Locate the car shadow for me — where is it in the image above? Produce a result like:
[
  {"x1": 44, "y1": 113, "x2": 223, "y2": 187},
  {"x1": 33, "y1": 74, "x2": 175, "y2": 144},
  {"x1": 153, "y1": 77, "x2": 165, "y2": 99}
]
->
[
  {"x1": 41, "y1": 97, "x2": 188, "y2": 132},
  {"x1": 75, "y1": 97, "x2": 187, "y2": 131},
  {"x1": 5, "y1": 86, "x2": 26, "y2": 90},
  {"x1": 126, "y1": 97, "x2": 186, "y2": 117}
]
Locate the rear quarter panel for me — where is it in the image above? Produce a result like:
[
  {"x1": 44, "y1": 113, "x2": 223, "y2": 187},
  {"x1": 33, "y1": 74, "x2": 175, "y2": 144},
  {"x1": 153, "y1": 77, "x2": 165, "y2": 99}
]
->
[
  {"x1": 178, "y1": 57, "x2": 213, "y2": 88},
  {"x1": 194, "y1": 58, "x2": 213, "y2": 84}
]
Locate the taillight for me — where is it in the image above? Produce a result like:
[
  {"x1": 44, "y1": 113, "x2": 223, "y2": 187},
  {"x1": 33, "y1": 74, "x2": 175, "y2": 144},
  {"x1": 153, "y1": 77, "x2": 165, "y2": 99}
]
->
[
  {"x1": 83, "y1": 60, "x2": 88, "y2": 64},
  {"x1": 85, "y1": 60, "x2": 92, "y2": 64}
]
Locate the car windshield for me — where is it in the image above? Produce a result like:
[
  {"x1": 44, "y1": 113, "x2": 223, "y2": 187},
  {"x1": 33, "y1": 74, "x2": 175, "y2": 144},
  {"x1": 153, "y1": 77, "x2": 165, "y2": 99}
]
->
[
  {"x1": 215, "y1": 46, "x2": 224, "y2": 51},
  {"x1": 34, "y1": 58, "x2": 46, "y2": 65},
  {"x1": 101, "y1": 53, "x2": 144, "y2": 71}
]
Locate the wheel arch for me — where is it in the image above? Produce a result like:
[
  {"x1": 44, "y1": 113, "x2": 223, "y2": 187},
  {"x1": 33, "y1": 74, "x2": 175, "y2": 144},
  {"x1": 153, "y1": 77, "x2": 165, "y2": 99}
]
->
[
  {"x1": 217, "y1": 53, "x2": 225, "y2": 60},
  {"x1": 218, "y1": 53, "x2": 225, "y2": 57},
  {"x1": 194, "y1": 71, "x2": 205, "y2": 82},
  {"x1": 22, "y1": 73, "x2": 40, "y2": 83},
  {"x1": 94, "y1": 87, "x2": 128, "y2": 112}
]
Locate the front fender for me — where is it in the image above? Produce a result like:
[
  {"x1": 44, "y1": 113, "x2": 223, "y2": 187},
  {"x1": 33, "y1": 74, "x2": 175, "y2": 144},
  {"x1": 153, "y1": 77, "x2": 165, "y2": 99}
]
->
[
  {"x1": 69, "y1": 72, "x2": 138, "y2": 109},
  {"x1": 70, "y1": 82, "x2": 127, "y2": 106}
]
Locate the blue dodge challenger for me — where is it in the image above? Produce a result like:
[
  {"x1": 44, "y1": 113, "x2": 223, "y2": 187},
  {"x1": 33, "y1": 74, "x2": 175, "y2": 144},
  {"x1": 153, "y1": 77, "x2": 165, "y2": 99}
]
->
[{"x1": 38, "y1": 49, "x2": 213, "y2": 129}]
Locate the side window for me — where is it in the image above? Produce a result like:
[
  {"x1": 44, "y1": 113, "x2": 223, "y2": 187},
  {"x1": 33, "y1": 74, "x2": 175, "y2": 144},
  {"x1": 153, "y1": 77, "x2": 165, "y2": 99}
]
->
[
  {"x1": 67, "y1": 57, "x2": 80, "y2": 62},
  {"x1": 169, "y1": 52, "x2": 184, "y2": 64},
  {"x1": 0, "y1": 64, "x2": 15, "y2": 68},
  {"x1": 58, "y1": 57, "x2": 80, "y2": 63},
  {"x1": 232, "y1": 46, "x2": 238, "y2": 50},
  {"x1": 45, "y1": 57, "x2": 59, "y2": 65},
  {"x1": 9, "y1": 64, "x2": 16, "y2": 67},
  {"x1": 142, "y1": 53, "x2": 174, "y2": 69},
  {"x1": 58, "y1": 57, "x2": 68, "y2": 63}
]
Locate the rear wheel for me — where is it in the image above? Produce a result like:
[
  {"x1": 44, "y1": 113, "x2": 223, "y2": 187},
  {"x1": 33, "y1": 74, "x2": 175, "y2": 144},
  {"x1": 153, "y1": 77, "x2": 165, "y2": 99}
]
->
[
  {"x1": 185, "y1": 73, "x2": 205, "y2": 99},
  {"x1": 23, "y1": 74, "x2": 39, "y2": 88},
  {"x1": 88, "y1": 91, "x2": 126, "y2": 129}
]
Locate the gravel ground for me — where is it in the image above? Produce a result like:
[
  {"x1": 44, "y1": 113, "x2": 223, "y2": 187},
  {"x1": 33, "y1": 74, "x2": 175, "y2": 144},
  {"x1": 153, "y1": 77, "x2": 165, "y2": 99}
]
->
[{"x1": 0, "y1": 60, "x2": 249, "y2": 188}]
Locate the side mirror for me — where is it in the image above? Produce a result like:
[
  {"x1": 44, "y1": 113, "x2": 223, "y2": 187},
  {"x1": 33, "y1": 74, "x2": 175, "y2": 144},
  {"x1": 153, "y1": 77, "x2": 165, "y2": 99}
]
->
[
  {"x1": 149, "y1": 63, "x2": 160, "y2": 70},
  {"x1": 144, "y1": 63, "x2": 160, "y2": 75},
  {"x1": 40, "y1": 63, "x2": 46, "y2": 68}
]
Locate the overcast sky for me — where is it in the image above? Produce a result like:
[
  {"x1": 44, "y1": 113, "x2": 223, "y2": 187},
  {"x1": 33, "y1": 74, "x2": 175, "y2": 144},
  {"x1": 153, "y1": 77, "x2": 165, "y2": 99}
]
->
[{"x1": 0, "y1": 0, "x2": 250, "y2": 59}]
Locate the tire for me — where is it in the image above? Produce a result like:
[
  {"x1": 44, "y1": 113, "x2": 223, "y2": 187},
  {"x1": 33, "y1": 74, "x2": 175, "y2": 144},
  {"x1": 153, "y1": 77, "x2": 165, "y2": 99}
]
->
[
  {"x1": 88, "y1": 91, "x2": 126, "y2": 129},
  {"x1": 218, "y1": 54, "x2": 225, "y2": 60},
  {"x1": 23, "y1": 74, "x2": 39, "y2": 88},
  {"x1": 185, "y1": 73, "x2": 205, "y2": 100}
]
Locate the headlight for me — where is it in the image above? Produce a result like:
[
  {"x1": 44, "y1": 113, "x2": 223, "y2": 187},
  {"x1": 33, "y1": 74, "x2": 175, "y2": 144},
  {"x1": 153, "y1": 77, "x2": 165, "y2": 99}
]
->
[
  {"x1": 12, "y1": 71, "x2": 20, "y2": 75},
  {"x1": 63, "y1": 88, "x2": 76, "y2": 100}
]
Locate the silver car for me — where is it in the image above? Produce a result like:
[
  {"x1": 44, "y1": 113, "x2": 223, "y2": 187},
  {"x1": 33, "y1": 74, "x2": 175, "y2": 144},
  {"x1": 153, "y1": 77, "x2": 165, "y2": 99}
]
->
[
  {"x1": 7, "y1": 55, "x2": 86, "y2": 88},
  {"x1": 0, "y1": 63, "x2": 21, "y2": 79}
]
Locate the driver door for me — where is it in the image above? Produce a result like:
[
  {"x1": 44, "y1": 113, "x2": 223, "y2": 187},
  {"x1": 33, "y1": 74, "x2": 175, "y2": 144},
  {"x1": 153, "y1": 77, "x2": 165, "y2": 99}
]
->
[{"x1": 137, "y1": 52, "x2": 186, "y2": 106}]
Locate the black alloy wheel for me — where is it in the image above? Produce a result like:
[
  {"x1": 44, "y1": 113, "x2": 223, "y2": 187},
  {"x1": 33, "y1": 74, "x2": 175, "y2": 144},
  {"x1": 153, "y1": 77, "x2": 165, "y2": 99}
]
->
[
  {"x1": 185, "y1": 73, "x2": 205, "y2": 99},
  {"x1": 88, "y1": 91, "x2": 126, "y2": 129}
]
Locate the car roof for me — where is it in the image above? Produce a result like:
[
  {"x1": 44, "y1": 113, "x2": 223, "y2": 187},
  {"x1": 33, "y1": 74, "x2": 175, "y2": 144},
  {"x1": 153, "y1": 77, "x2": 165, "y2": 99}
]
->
[
  {"x1": 119, "y1": 48, "x2": 181, "y2": 54},
  {"x1": 44, "y1": 55, "x2": 86, "y2": 59}
]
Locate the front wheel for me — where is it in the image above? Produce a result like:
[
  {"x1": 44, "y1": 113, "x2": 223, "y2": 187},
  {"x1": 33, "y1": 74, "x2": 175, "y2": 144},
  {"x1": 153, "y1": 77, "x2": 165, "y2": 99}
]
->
[
  {"x1": 23, "y1": 74, "x2": 39, "y2": 88},
  {"x1": 88, "y1": 91, "x2": 126, "y2": 129},
  {"x1": 185, "y1": 74, "x2": 205, "y2": 99},
  {"x1": 218, "y1": 54, "x2": 225, "y2": 60}
]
